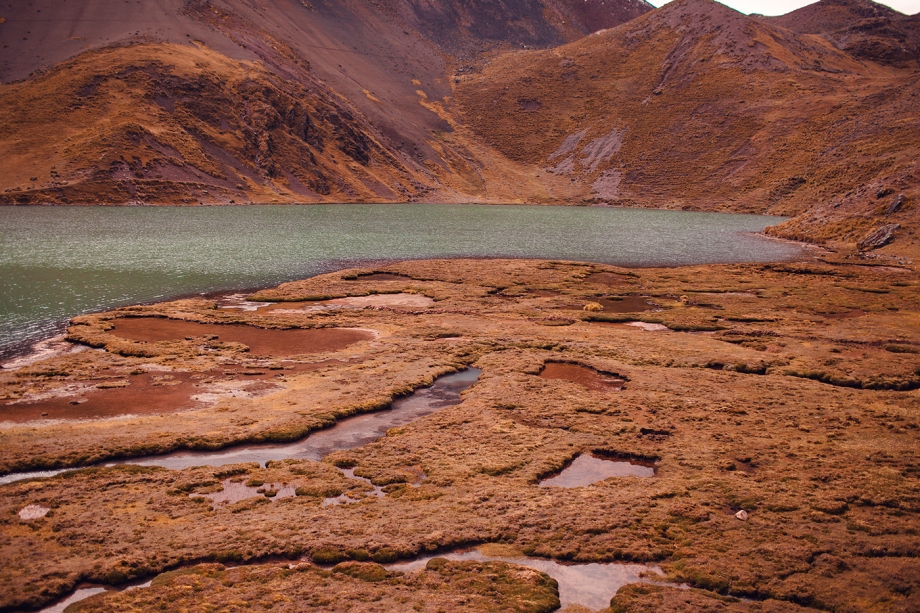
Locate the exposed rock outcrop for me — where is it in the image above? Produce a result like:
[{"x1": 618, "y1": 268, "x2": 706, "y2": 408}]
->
[{"x1": 858, "y1": 223, "x2": 899, "y2": 250}]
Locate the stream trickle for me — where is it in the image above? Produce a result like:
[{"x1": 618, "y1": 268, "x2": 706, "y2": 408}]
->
[
  {"x1": 0, "y1": 369, "x2": 480, "y2": 484},
  {"x1": 387, "y1": 549, "x2": 667, "y2": 610}
]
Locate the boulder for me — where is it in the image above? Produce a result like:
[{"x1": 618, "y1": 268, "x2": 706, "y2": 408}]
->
[
  {"x1": 886, "y1": 194, "x2": 905, "y2": 216},
  {"x1": 857, "y1": 223, "x2": 899, "y2": 251}
]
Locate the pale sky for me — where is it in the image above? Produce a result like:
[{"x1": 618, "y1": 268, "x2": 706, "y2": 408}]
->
[{"x1": 647, "y1": 0, "x2": 919, "y2": 15}]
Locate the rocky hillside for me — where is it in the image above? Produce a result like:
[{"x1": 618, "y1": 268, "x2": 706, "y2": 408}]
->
[
  {"x1": 0, "y1": 0, "x2": 652, "y2": 205},
  {"x1": 454, "y1": 0, "x2": 919, "y2": 253},
  {"x1": 761, "y1": 0, "x2": 920, "y2": 65},
  {"x1": 0, "y1": 0, "x2": 917, "y2": 255}
]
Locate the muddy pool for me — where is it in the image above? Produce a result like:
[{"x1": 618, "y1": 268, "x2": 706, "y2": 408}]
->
[
  {"x1": 539, "y1": 362, "x2": 626, "y2": 391},
  {"x1": 539, "y1": 454, "x2": 656, "y2": 488}
]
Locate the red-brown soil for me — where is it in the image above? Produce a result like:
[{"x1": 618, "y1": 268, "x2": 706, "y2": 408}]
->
[
  {"x1": 0, "y1": 361, "x2": 343, "y2": 423},
  {"x1": 110, "y1": 318, "x2": 374, "y2": 357},
  {"x1": 539, "y1": 361, "x2": 626, "y2": 391}
]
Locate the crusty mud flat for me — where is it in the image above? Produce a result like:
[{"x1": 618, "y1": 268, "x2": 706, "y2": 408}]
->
[{"x1": 1, "y1": 258, "x2": 918, "y2": 613}]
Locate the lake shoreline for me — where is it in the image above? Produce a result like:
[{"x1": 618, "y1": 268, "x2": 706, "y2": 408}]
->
[
  {"x1": 1, "y1": 204, "x2": 807, "y2": 364},
  {"x1": 2, "y1": 238, "x2": 817, "y2": 367}
]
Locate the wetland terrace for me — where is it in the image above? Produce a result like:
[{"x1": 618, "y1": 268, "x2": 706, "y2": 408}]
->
[{"x1": 1, "y1": 206, "x2": 919, "y2": 613}]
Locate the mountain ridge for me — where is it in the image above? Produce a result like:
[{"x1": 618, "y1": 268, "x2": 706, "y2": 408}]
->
[
  {"x1": 759, "y1": 0, "x2": 920, "y2": 65},
  {"x1": 0, "y1": 0, "x2": 917, "y2": 255}
]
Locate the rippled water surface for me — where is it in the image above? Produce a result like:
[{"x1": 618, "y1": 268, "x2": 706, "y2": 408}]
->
[{"x1": 0, "y1": 204, "x2": 800, "y2": 358}]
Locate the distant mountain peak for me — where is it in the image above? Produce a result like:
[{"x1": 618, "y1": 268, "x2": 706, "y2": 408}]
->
[
  {"x1": 765, "y1": 0, "x2": 902, "y2": 34},
  {"x1": 761, "y1": 0, "x2": 920, "y2": 65}
]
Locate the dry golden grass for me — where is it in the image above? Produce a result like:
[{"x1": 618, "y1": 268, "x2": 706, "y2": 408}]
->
[{"x1": 1, "y1": 258, "x2": 918, "y2": 612}]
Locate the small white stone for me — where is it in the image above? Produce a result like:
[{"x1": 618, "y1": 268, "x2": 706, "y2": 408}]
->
[
  {"x1": 18, "y1": 504, "x2": 50, "y2": 520},
  {"x1": 735, "y1": 509, "x2": 749, "y2": 521}
]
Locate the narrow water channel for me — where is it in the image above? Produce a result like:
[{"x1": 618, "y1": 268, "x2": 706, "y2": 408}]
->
[
  {"x1": 26, "y1": 369, "x2": 483, "y2": 612},
  {"x1": 0, "y1": 369, "x2": 480, "y2": 485},
  {"x1": 386, "y1": 549, "x2": 666, "y2": 609},
  {"x1": 40, "y1": 548, "x2": 667, "y2": 613}
]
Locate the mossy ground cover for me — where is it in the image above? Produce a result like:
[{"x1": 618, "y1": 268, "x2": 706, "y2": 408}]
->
[
  {"x1": 68, "y1": 560, "x2": 560, "y2": 613},
  {"x1": 1, "y1": 258, "x2": 918, "y2": 612}
]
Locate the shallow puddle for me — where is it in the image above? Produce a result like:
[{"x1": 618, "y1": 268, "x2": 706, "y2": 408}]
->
[
  {"x1": 539, "y1": 362, "x2": 625, "y2": 391},
  {"x1": 18, "y1": 504, "x2": 50, "y2": 520},
  {"x1": 562, "y1": 296, "x2": 657, "y2": 313},
  {"x1": 321, "y1": 468, "x2": 385, "y2": 506},
  {"x1": 387, "y1": 548, "x2": 664, "y2": 610},
  {"x1": 539, "y1": 454, "x2": 655, "y2": 488},
  {"x1": 591, "y1": 321, "x2": 670, "y2": 332},
  {"x1": 110, "y1": 318, "x2": 374, "y2": 357},
  {"x1": 623, "y1": 321, "x2": 670, "y2": 331},
  {"x1": 214, "y1": 293, "x2": 274, "y2": 311},
  {"x1": 0, "y1": 360, "x2": 349, "y2": 423},
  {"x1": 0, "y1": 368, "x2": 480, "y2": 484},
  {"x1": 190, "y1": 478, "x2": 297, "y2": 505}
]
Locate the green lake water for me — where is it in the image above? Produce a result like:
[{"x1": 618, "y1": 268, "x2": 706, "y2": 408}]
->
[{"x1": 0, "y1": 204, "x2": 801, "y2": 360}]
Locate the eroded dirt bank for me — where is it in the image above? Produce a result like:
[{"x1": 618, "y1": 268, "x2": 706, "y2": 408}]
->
[{"x1": 1, "y1": 258, "x2": 918, "y2": 612}]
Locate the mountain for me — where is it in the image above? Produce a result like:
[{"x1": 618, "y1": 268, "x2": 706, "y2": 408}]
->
[
  {"x1": 0, "y1": 0, "x2": 652, "y2": 205},
  {"x1": 0, "y1": 0, "x2": 917, "y2": 254},
  {"x1": 760, "y1": 0, "x2": 920, "y2": 65},
  {"x1": 453, "y1": 0, "x2": 919, "y2": 251}
]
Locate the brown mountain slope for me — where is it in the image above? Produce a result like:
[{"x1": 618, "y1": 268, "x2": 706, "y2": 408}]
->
[
  {"x1": 760, "y1": 0, "x2": 920, "y2": 65},
  {"x1": 0, "y1": 0, "x2": 653, "y2": 84},
  {"x1": 454, "y1": 0, "x2": 920, "y2": 252},
  {"x1": 0, "y1": 0, "x2": 650, "y2": 205},
  {"x1": 0, "y1": 0, "x2": 918, "y2": 256},
  {"x1": 0, "y1": 43, "x2": 427, "y2": 204},
  {"x1": 763, "y1": 0, "x2": 904, "y2": 32},
  {"x1": 0, "y1": 41, "x2": 566, "y2": 205},
  {"x1": 0, "y1": 0, "x2": 652, "y2": 162}
]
